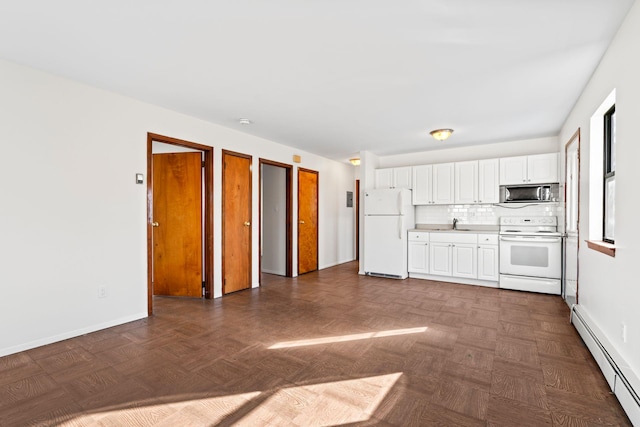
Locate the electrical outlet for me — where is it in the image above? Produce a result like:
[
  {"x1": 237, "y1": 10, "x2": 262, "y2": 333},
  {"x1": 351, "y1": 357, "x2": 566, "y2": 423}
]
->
[
  {"x1": 98, "y1": 286, "x2": 107, "y2": 298},
  {"x1": 621, "y1": 323, "x2": 627, "y2": 343}
]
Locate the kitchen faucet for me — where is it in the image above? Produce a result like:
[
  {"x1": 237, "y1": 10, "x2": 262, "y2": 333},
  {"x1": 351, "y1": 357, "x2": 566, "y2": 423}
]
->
[{"x1": 453, "y1": 218, "x2": 458, "y2": 230}]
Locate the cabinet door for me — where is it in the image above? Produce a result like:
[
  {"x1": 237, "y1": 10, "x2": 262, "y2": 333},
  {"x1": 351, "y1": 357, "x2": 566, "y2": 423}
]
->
[
  {"x1": 527, "y1": 153, "x2": 558, "y2": 184},
  {"x1": 478, "y1": 158, "x2": 499, "y2": 203},
  {"x1": 408, "y1": 241, "x2": 429, "y2": 273},
  {"x1": 412, "y1": 165, "x2": 433, "y2": 205},
  {"x1": 375, "y1": 168, "x2": 394, "y2": 189},
  {"x1": 452, "y1": 243, "x2": 477, "y2": 279},
  {"x1": 393, "y1": 167, "x2": 413, "y2": 189},
  {"x1": 477, "y1": 245, "x2": 499, "y2": 281},
  {"x1": 432, "y1": 163, "x2": 454, "y2": 204},
  {"x1": 454, "y1": 161, "x2": 478, "y2": 204},
  {"x1": 429, "y1": 242, "x2": 452, "y2": 276},
  {"x1": 499, "y1": 156, "x2": 527, "y2": 185}
]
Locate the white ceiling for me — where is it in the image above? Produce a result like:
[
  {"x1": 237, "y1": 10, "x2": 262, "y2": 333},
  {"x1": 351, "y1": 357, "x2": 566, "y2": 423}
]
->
[{"x1": 0, "y1": 1, "x2": 634, "y2": 162}]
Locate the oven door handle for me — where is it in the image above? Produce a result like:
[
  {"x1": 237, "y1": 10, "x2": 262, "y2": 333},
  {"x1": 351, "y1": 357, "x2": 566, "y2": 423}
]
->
[{"x1": 500, "y1": 236, "x2": 562, "y2": 243}]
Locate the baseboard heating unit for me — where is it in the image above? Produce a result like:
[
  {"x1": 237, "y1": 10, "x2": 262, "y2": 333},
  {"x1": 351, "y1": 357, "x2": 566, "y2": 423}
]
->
[{"x1": 571, "y1": 305, "x2": 639, "y2": 425}]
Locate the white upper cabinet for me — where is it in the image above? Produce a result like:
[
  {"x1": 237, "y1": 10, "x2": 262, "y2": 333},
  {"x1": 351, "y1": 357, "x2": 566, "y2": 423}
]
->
[
  {"x1": 393, "y1": 166, "x2": 412, "y2": 189},
  {"x1": 527, "y1": 153, "x2": 558, "y2": 184},
  {"x1": 454, "y1": 159, "x2": 499, "y2": 204},
  {"x1": 412, "y1": 165, "x2": 432, "y2": 205},
  {"x1": 478, "y1": 158, "x2": 500, "y2": 203},
  {"x1": 432, "y1": 163, "x2": 455, "y2": 204},
  {"x1": 375, "y1": 167, "x2": 412, "y2": 189},
  {"x1": 500, "y1": 153, "x2": 558, "y2": 185},
  {"x1": 412, "y1": 163, "x2": 453, "y2": 205},
  {"x1": 454, "y1": 161, "x2": 478, "y2": 204},
  {"x1": 375, "y1": 168, "x2": 394, "y2": 189}
]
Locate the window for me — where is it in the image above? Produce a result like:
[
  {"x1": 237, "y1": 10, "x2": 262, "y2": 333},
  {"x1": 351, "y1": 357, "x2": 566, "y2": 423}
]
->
[{"x1": 603, "y1": 105, "x2": 615, "y2": 243}]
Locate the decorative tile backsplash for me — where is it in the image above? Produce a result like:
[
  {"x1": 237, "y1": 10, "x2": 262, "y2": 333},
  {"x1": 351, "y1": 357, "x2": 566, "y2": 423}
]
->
[{"x1": 415, "y1": 203, "x2": 564, "y2": 228}]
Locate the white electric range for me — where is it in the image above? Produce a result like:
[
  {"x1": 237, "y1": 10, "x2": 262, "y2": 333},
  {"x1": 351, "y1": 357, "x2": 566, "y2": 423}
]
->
[{"x1": 499, "y1": 216, "x2": 562, "y2": 295}]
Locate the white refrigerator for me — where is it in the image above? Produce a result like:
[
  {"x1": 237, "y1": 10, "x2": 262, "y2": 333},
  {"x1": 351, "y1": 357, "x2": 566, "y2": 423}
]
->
[{"x1": 363, "y1": 188, "x2": 415, "y2": 279}]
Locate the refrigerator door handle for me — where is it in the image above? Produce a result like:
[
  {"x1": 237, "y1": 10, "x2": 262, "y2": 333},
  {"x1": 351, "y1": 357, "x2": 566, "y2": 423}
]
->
[{"x1": 398, "y1": 216, "x2": 402, "y2": 239}]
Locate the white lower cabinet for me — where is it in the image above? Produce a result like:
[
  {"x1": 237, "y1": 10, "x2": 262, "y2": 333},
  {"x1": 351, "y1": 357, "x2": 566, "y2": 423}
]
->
[
  {"x1": 452, "y1": 244, "x2": 477, "y2": 279},
  {"x1": 409, "y1": 231, "x2": 498, "y2": 286},
  {"x1": 429, "y1": 233, "x2": 477, "y2": 278},
  {"x1": 408, "y1": 232, "x2": 430, "y2": 274},
  {"x1": 429, "y1": 242, "x2": 452, "y2": 276}
]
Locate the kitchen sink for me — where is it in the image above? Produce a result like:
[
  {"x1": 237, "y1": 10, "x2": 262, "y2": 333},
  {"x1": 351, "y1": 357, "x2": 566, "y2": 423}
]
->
[{"x1": 424, "y1": 227, "x2": 473, "y2": 231}]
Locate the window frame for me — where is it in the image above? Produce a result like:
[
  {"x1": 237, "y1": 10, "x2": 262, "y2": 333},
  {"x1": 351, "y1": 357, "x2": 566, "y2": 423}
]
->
[{"x1": 603, "y1": 104, "x2": 615, "y2": 244}]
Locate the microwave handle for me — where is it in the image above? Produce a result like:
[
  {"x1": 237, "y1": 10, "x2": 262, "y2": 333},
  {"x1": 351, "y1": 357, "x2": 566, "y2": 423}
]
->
[{"x1": 537, "y1": 186, "x2": 541, "y2": 200}]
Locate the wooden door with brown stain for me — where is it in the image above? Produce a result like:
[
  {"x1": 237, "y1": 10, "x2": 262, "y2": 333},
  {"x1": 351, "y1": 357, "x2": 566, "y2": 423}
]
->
[
  {"x1": 152, "y1": 152, "x2": 203, "y2": 297},
  {"x1": 298, "y1": 168, "x2": 319, "y2": 274},
  {"x1": 222, "y1": 150, "x2": 252, "y2": 294}
]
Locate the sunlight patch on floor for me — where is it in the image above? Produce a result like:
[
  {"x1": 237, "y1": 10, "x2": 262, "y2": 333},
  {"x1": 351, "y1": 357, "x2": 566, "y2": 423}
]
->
[
  {"x1": 60, "y1": 391, "x2": 261, "y2": 426},
  {"x1": 268, "y1": 327, "x2": 428, "y2": 349},
  {"x1": 60, "y1": 374, "x2": 402, "y2": 426},
  {"x1": 235, "y1": 372, "x2": 403, "y2": 426}
]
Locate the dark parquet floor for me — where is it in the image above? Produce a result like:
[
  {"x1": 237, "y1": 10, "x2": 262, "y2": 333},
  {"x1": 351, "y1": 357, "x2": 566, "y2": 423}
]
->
[{"x1": 0, "y1": 262, "x2": 632, "y2": 426}]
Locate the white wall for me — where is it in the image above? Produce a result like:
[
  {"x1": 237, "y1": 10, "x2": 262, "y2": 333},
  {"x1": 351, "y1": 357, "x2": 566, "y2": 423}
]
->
[
  {"x1": 558, "y1": 1, "x2": 640, "y2": 387},
  {"x1": 0, "y1": 59, "x2": 355, "y2": 356},
  {"x1": 261, "y1": 165, "x2": 286, "y2": 275}
]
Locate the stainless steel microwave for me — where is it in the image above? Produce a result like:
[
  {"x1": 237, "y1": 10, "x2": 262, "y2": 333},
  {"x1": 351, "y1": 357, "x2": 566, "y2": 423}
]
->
[{"x1": 499, "y1": 183, "x2": 558, "y2": 203}]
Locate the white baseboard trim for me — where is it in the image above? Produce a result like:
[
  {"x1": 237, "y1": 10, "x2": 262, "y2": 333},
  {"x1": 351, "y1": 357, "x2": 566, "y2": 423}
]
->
[
  {"x1": 261, "y1": 268, "x2": 286, "y2": 276},
  {"x1": 408, "y1": 272, "x2": 499, "y2": 289},
  {"x1": 0, "y1": 312, "x2": 148, "y2": 358},
  {"x1": 571, "y1": 305, "x2": 639, "y2": 426},
  {"x1": 319, "y1": 258, "x2": 356, "y2": 270}
]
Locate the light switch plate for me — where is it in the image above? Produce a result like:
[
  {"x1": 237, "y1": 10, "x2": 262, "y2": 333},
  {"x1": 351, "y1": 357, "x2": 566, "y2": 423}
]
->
[{"x1": 136, "y1": 173, "x2": 144, "y2": 184}]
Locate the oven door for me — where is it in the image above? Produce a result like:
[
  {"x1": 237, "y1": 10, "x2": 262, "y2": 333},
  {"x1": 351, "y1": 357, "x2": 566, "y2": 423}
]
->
[{"x1": 499, "y1": 235, "x2": 562, "y2": 279}]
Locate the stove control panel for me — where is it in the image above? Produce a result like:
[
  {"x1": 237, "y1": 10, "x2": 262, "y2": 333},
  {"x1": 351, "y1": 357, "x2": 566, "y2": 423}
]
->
[{"x1": 500, "y1": 216, "x2": 557, "y2": 226}]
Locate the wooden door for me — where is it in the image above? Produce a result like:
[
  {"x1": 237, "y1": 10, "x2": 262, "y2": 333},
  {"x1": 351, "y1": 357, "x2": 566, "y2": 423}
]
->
[
  {"x1": 298, "y1": 168, "x2": 318, "y2": 274},
  {"x1": 152, "y1": 152, "x2": 202, "y2": 297},
  {"x1": 222, "y1": 150, "x2": 252, "y2": 293}
]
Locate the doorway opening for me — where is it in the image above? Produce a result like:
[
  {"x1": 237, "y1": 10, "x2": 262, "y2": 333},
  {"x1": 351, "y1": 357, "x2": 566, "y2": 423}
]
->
[
  {"x1": 259, "y1": 159, "x2": 293, "y2": 280},
  {"x1": 564, "y1": 128, "x2": 580, "y2": 306},
  {"x1": 146, "y1": 133, "x2": 214, "y2": 316}
]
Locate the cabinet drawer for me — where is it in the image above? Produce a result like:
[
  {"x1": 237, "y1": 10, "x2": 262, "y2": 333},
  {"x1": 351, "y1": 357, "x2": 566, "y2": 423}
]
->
[
  {"x1": 408, "y1": 231, "x2": 429, "y2": 241},
  {"x1": 429, "y1": 232, "x2": 477, "y2": 244},
  {"x1": 477, "y1": 234, "x2": 498, "y2": 245}
]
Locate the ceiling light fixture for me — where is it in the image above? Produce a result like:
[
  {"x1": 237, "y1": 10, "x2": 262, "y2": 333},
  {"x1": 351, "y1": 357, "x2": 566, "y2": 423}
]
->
[
  {"x1": 349, "y1": 158, "x2": 361, "y2": 166},
  {"x1": 239, "y1": 118, "x2": 252, "y2": 125},
  {"x1": 430, "y1": 128, "x2": 453, "y2": 141}
]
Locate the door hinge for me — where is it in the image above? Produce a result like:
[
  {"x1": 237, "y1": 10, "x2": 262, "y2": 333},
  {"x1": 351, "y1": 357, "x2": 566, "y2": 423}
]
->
[
  {"x1": 202, "y1": 281, "x2": 206, "y2": 296},
  {"x1": 202, "y1": 160, "x2": 205, "y2": 168}
]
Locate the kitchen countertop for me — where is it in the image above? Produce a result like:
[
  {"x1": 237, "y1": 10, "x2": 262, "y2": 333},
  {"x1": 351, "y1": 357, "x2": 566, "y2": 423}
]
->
[{"x1": 410, "y1": 224, "x2": 499, "y2": 233}]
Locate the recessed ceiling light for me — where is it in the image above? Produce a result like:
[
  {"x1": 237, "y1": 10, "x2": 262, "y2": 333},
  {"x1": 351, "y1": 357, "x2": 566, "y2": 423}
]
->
[{"x1": 239, "y1": 118, "x2": 252, "y2": 125}]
